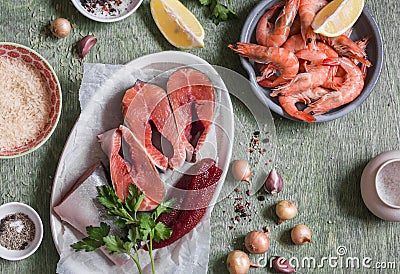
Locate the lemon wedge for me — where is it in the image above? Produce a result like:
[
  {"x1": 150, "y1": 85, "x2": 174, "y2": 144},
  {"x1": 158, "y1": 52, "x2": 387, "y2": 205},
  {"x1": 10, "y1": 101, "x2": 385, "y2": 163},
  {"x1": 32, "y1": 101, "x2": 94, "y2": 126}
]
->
[
  {"x1": 150, "y1": 0, "x2": 205, "y2": 49},
  {"x1": 312, "y1": 0, "x2": 364, "y2": 37}
]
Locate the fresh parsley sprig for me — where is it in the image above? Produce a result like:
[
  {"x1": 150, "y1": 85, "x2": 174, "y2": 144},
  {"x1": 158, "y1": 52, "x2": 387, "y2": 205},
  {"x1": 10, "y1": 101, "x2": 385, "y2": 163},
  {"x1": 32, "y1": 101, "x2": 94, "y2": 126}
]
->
[
  {"x1": 71, "y1": 222, "x2": 110, "y2": 252},
  {"x1": 71, "y1": 184, "x2": 173, "y2": 274},
  {"x1": 199, "y1": 0, "x2": 236, "y2": 24}
]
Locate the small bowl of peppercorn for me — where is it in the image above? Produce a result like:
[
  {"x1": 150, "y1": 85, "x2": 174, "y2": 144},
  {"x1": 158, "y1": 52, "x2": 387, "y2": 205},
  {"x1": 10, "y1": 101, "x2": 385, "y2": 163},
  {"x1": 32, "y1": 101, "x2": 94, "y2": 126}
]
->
[
  {"x1": 71, "y1": 0, "x2": 144, "y2": 23},
  {"x1": 0, "y1": 202, "x2": 43, "y2": 260}
]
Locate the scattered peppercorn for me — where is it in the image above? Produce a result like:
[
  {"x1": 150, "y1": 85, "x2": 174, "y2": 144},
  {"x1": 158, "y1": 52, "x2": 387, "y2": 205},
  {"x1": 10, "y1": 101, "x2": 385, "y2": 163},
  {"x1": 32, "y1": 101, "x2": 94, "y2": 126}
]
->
[{"x1": 80, "y1": 0, "x2": 127, "y2": 16}]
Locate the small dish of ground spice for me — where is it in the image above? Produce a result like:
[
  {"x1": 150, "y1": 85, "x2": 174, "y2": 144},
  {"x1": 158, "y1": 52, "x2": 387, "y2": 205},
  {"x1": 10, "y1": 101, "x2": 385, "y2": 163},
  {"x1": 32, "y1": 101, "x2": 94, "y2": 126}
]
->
[
  {"x1": 71, "y1": 0, "x2": 144, "y2": 23},
  {"x1": 0, "y1": 202, "x2": 43, "y2": 260}
]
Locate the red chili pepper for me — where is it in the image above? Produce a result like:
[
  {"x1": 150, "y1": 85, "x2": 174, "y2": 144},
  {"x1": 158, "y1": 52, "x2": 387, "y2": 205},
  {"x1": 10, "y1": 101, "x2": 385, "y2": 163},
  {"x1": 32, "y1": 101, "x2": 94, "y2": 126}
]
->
[{"x1": 152, "y1": 158, "x2": 222, "y2": 249}]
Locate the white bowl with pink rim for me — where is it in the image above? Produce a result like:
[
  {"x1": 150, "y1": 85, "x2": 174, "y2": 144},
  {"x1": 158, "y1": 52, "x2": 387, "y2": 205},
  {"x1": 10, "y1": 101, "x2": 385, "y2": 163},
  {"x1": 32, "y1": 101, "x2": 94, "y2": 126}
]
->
[
  {"x1": 0, "y1": 42, "x2": 62, "y2": 158},
  {"x1": 0, "y1": 202, "x2": 44, "y2": 260}
]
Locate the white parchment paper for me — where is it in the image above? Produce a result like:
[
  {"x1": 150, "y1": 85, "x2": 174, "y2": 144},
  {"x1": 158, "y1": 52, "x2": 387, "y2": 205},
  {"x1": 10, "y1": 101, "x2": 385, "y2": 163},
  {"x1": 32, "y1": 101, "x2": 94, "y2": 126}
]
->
[{"x1": 53, "y1": 53, "x2": 234, "y2": 274}]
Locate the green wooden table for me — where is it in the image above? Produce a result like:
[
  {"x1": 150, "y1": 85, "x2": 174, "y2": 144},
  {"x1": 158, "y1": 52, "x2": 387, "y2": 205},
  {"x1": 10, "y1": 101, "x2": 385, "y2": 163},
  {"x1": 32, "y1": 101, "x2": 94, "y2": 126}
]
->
[{"x1": 1, "y1": 0, "x2": 399, "y2": 273}]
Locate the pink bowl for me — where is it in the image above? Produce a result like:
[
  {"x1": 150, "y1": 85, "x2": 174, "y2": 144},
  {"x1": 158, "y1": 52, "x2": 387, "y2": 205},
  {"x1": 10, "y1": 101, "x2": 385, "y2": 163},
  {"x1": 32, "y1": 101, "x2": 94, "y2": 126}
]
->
[{"x1": 0, "y1": 43, "x2": 62, "y2": 158}]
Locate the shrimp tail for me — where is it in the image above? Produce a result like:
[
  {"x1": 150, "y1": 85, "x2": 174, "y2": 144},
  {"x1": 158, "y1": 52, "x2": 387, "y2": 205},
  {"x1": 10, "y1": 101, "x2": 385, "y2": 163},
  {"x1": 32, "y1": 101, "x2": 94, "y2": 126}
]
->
[
  {"x1": 319, "y1": 35, "x2": 372, "y2": 67},
  {"x1": 321, "y1": 58, "x2": 340, "y2": 66},
  {"x1": 304, "y1": 91, "x2": 339, "y2": 115},
  {"x1": 279, "y1": 95, "x2": 316, "y2": 123}
]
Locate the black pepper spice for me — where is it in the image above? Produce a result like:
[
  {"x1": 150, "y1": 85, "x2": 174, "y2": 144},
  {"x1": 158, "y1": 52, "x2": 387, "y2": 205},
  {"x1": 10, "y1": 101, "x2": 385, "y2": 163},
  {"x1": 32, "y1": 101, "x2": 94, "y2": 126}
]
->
[
  {"x1": 0, "y1": 213, "x2": 35, "y2": 250},
  {"x1": 80, "y1": 0, "x2": 126, "y2": 16}
]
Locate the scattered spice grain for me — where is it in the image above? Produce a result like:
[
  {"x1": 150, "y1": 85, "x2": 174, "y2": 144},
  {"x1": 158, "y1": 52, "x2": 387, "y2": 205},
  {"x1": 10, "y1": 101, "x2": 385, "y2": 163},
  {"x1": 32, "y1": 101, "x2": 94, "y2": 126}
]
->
[
  {"x1": 257, "y1": 195, "x2": 265, "y2": 201},
  {"x1": 80, "y1": 0, "x2": 132, "y2": 16}
]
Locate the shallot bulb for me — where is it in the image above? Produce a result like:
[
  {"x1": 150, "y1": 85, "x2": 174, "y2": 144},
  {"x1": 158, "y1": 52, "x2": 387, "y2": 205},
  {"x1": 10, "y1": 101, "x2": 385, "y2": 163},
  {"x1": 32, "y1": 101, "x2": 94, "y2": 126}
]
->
[
  {"x1": 50, "y1": 18, "x2": 71, "y2": 38},
  {"x1": 226, "y1": 250, "x2": 260, "y2": 274},
  {"x1": 231, "y1": 160, "x2": 252, "y2": 183},
  {"x1": 291, "y1": 224, "x2": 312, "y2": 245},
  {"x1": 244, "y1": 228, "x2": 270, "y2": 254},
  {"x1": 264, "y1": 167, "x2": 283, "y2": 195},
  {"x1": 276, "y1": 200, "x2": 298, "y2": 224}
]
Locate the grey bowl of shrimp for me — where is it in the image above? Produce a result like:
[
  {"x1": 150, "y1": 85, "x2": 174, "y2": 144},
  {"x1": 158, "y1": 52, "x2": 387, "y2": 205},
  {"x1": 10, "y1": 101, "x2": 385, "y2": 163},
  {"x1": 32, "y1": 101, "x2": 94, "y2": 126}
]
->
[{"x1": 234, "y1": 0, "x2": 383, "y2": 123}]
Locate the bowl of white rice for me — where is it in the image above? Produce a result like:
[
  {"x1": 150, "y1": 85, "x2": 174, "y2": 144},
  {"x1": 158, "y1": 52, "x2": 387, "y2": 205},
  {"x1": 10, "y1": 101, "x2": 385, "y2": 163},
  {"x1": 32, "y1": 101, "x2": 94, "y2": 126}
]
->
[{"x1": 0, "y1": 43, "x2": 62, "y2": 158}]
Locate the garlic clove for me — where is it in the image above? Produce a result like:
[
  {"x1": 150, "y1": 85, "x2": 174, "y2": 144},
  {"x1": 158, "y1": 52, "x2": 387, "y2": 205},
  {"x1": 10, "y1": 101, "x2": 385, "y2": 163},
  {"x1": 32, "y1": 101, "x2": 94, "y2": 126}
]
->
[
  {"x1": 264, "y1": 167, "x2": 283, "y2": 195},
  {"x1": 272, "y1": 256, "x2": 296, "y2": 273},
  {"x1": 78, "y1": 35, "x2": 97, "y2": 58}
]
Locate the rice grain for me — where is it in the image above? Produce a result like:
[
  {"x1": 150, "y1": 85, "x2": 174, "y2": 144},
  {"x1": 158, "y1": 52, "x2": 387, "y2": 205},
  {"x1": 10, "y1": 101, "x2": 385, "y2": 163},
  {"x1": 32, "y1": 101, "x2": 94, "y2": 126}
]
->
[{"x1": 0, "y1": 57, "x2": 51, "y2": 150}]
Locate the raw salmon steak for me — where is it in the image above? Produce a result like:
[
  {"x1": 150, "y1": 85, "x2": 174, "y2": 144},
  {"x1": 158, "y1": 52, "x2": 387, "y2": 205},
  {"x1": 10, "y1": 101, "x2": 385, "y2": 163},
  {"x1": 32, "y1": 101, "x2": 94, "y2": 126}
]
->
[
  {"x1": 122, "y1": 80, "x2": 185, "y2": 170},
  {"x1": 167, "y1": 68, "x2": 215, "y2": 162},
  {"x1": 98, "y1": 127, "x2": 165, "y2": 211}
]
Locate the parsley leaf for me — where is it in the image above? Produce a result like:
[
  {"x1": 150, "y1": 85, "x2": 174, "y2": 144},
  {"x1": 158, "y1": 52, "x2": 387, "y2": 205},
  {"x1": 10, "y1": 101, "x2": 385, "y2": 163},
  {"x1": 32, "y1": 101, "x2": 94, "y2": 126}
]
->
[
  {"x1": 96, "y1": 185, "x2": 136, "y2": 228},
  {"x1": 125, "y1": 184, "x2": 146, "y2": 214},
  {"x1": 103, "y1": 235, "x2": 134, "y2": 255},
  {"x1": 199, "y1": 0, "x2": 236, "y2": 24},
  {"x1": 152, "y1": 199, "x2": 175, "y2": 220},
  {"x1": 153, "y1": 222, "x2": 172, "y2": 242},
  {"x1": 87, "y1": 222, "x2": 110, "y2": 241},
  {"x1": 70, "y1": 222, "x2": 110, "y2": 252},
  {"x1": 71, "y1": 183, "x2": 174, "y2": 274},
  {"x1": 199, "y1": 0, "x2": 211, "y2": 5}
]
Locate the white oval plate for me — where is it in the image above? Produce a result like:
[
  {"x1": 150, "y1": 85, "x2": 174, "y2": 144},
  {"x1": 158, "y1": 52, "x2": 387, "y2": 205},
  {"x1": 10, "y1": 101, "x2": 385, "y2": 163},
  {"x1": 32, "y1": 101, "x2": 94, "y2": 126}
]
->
[{"x1": 49, "y1": 51, "x2": 234, "y2": 255}]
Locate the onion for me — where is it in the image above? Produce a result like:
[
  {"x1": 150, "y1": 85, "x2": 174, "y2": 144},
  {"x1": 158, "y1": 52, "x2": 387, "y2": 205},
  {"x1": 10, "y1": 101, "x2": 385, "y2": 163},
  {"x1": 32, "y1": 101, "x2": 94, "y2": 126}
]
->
[
  {"x1": 50, "y1": 18, "x2": 71, "y2": 38},
  {"x1": 226, "y1": 250, "x2": 260, "y2": 274},
  {"x1": 244, "y1": 229, "x2": 270, "y2": 254},
  {"x1": 231, "y1": 160, "x2": 252, "y2": 183},
  {"x1": 291, "y1": 224, "x2": 312, "y2": 245},
  {"x1": 275, "y1": 200, "x2": 298, "y2": 224}
]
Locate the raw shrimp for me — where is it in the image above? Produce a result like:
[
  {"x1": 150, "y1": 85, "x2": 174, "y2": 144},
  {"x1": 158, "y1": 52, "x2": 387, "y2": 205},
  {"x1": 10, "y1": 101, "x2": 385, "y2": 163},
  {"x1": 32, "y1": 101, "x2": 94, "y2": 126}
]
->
[
  {"x1": 256, "y1": 0, "x2": 300, "y2": 47},
  {"x1": 228, "y1": 42, "x2": 299, "y2": 88},
  {"x1": 299, "y1": 0, "x2": 328, "y2": 48},
  {"x1": 289, "y1": 14, "x2": 301, "y2": 36},
  {"x1": 283, "y1": 34, "x2": 338, "y2": 58},
  {"x1": 318, "y1": 34, "x2": 372, "y2": 66},
  {"x1": 271, "y1": 48, "x2": 336, "y2": 96},
  {"x1": 279, "y1": 86, "x2": 331, "y2": 123},
  {"x1": 304, "y1": 57, "x2": 364, "y2": 115},
  {"x1": 282, "y1": 34, "x2": 306, "y2": 52},
  {"x1": 228, "y1": 0, "x2": 371, "y2": 122}
]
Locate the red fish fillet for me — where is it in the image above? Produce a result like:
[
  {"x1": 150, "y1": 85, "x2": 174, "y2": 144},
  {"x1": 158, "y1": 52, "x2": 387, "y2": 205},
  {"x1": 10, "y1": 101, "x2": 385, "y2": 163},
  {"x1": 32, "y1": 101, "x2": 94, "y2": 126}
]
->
[
  {"x1": 98, "y1": 127, "x2": 165, "y2": 211},
  {"x1": 152, "y1": 158, "x2": 222, "y2": 249},
  {"x1": 167, "y1": 68, "x2": 215, "y2": 162},
  {"x1": 122, "y1": 80, "x2": 186, "y2": 170}
]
